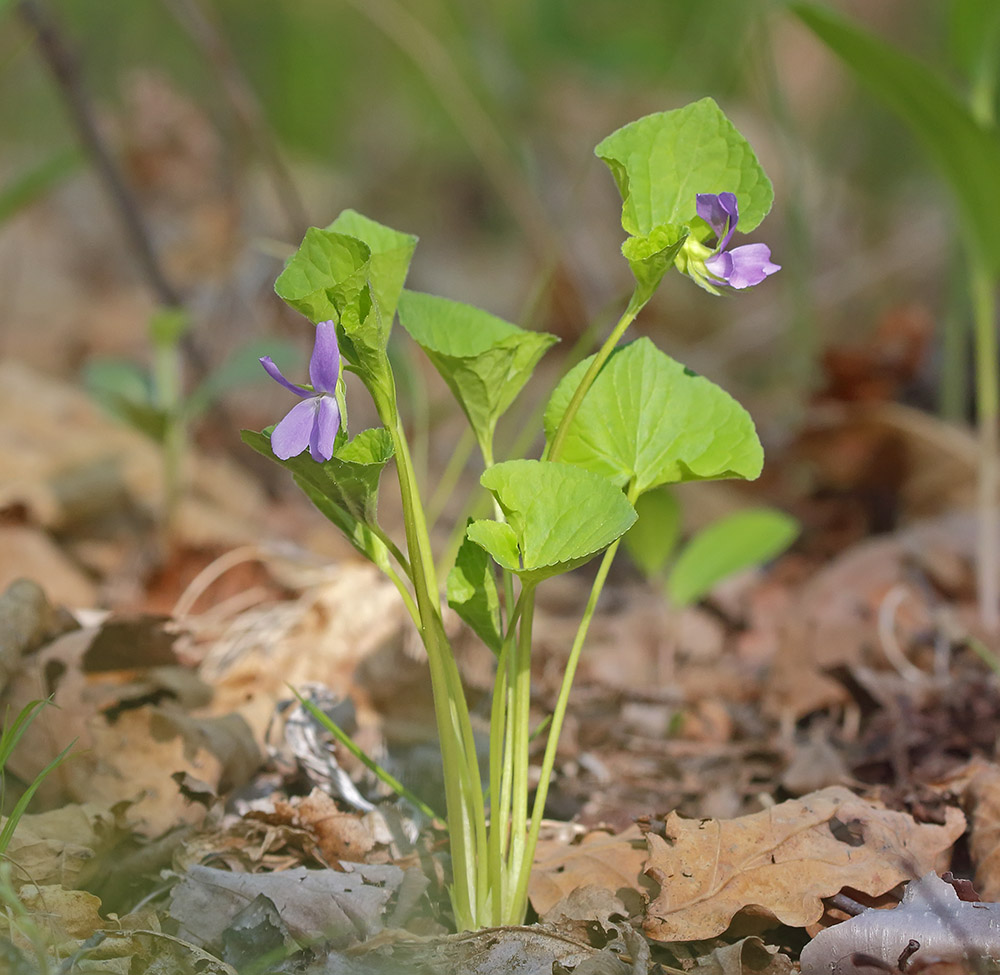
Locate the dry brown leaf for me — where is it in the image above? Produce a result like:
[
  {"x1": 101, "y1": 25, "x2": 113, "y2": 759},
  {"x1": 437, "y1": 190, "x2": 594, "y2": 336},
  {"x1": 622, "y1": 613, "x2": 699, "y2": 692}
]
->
[
  {"x1": 529, "y1": 824, "x2": 650, "y2": 918},
  {"x1": 3, "y1": 615, "x2": 259, "y2": 835},
  {"x1": 1, "y1": 803, "x2": 129, "y2": 891},
  {"x1": 0, "y1": 361, "x2": 267, "y2": 548},
  {"x1": 643, "y1": 786, "x2": 965, "y2": 942},
  {"x1": 256, "y1": 788, "x2": 374, "y2": 865},
  {"x1": 965, "y1": 760, "x2": 1000, "y2": 900},
  {"x1": 1, "y1": 884, "x2": 105, "y2": 950},
  {"x1": 689, "y1": 936, "x2": 795, "y2": 975}
]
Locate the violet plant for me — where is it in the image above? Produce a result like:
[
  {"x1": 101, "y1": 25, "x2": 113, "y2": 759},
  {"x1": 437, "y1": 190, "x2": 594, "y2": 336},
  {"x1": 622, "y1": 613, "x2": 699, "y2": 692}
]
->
[{"x1": 243, "y1": 98, "x2": 780, "y2": 930}]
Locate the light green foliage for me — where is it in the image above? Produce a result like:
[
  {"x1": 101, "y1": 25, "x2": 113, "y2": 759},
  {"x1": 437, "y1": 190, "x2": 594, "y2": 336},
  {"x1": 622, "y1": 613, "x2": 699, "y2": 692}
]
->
[
  {"x1": 274, "y1": 229, "x2": 372, "y2": 326},
  {"x1": 84, "y1": 359, "x2": 166, "y2": 442},
  {"x1": 321, "y1": 427, "x2": 395, "y2": 525},
  {"x1": 621, "y1": 223, "x2": 690, "y2": 308},
  {"x1": 793, "y1": 3, "x2": 1000, "y2": 274},
  {"x1": 256, "y1": 96, "x2": 778, "y2": 926},
  {"x1": 148, "y1": 307, "x2": 191, "y2": 347},
  {"x1": 241, "y1": 428, "x2": 396, "y2": 572},
  {"x1": 467, "y1": 460, "x2": 637, "y2": 585},
  {"x1": 397, "y1": 290, "x2": 558, "y2": 456},
  {"x1": 0, "y1": 150, "x2": 80, "y2": 225},
  {"x1": 595, "y1": 97, "x2": 774, "y2": 238},
  {"x1": 326, "y1": 210, "x2": 418, "y2": 326},
  {"x1": 623, "y1": 487, "x2": 681, "y2": 578},
  {"x1": 86, "y1": 338, "x2": 300, "y2": 440},
  {"x1": 666, "y1": 508, "x2": 799, "y2": 608},
  {"x1": 447, "y1": 529, "x2": 504, "y2": 654},
  {"x1": 949, "y1": 0, "x2": 1000, "y2": 102},
  {"x1": 544, "y1": 338, "x2": 763, "y2": 495}
]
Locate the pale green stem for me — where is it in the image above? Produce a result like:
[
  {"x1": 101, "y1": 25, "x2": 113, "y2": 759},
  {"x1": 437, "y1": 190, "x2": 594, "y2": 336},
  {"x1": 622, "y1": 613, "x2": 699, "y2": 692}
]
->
[
  {"x1": 971, "y1": 255, "x2": 1000, "y2": 634},
  {"x1": 505, "y1": 584, "x2": 535, "y2": 917},
  {"x1": 501, "y1": 293, "x2": 643, "y2": 923},
  {"x1": 381, "y1": 398, "x2": 484, "y2": 928},
  {"x1": 485, "y1": 587, "x2": 526, "y2": 924},
  {"x1": 486, "y1": 636, "x2": 508, "y2": 926},
  {"x1": 153, "y1": 338, "x2": 185, "y2": 535},
  {"x1": 510, "y1": 481, "x2": 638, "y2": 921},
  {"x1": 544, "y1": 299, "x2": 640, "y2": 461}
]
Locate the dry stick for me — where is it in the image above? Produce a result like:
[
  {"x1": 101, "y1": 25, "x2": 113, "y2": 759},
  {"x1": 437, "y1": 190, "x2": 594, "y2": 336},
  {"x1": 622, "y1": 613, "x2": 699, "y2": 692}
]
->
[
  {"x1": 160, "y1": 0, "x2": 307, "y2": 240},
  {"x1": 16, "y1": 0, "x2": 183, "y2": 311},
  {"x1": 14, "y1": 0, "x2": 219, "y2": 390}
]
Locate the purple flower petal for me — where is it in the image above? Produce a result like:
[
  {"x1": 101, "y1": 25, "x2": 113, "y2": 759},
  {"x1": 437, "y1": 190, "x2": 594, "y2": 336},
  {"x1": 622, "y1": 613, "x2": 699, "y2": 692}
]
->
[
  {"x1": 716, "y1": 243, "x2": 781, "y2": 289},
  {"x1": 269, "y1": 397, "x2": 320, "y2": 459},
  {"x1": 261, "y1": 356, "x2": 310, "y2": 398},
  {"x1": 309, "y1": 394, "x2": 341, "y2": 461},
  {"x1": 309, "y1": 321, "x2": 341, "y2": 395},
  {"x1": 696, "y1": 192, "x2": 739, "y2": 250}
]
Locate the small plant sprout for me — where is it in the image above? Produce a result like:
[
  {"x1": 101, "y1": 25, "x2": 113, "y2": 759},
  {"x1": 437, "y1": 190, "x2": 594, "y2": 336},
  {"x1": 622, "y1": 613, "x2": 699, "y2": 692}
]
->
[
  {"x1": 244, "y1": 98, "x2": 780, "y2": 930},
  {"x1": 260, "y1": 321, "x2": 343, "y2": 461}
]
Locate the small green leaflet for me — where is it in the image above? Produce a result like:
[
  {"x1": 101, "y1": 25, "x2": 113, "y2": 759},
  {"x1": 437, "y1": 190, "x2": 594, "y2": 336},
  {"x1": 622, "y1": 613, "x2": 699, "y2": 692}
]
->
[
  {"x1": 544, "y1": 338, "x2": 763, "y2": 495},
  {"x1": 397, "y1": 290, "x2": 558, "y2": 456},
  {"x1": 595, "y1": 97, "x2": 773, "y2": 238},
  {"x1": 623, "y1": 487, "x2": 682, "y2": 579},
  {"x1": 83, "y1": 359, "x2": 167, "y2": 443},
  {"x1": 621, "y1": 223, "x2": 689, "y2": 309},
  {"x1": 326, "y1": 210, "x2": 417, "y2": 326},
  {"x1": 467, "y1": 460, "x2": 636, "y2": 586},
  {"x1": 274, "y1": 228, "x2": 372, "y2": 325},
  {"x1": 240, "y1": 428, "x2": 396, "y2": 571},
  {"x1": 667, "y1": 507, "x2": 799, "y2": 608},
  {"x1": 447, "y1": 528, "x2": 503, "y2": 654}
]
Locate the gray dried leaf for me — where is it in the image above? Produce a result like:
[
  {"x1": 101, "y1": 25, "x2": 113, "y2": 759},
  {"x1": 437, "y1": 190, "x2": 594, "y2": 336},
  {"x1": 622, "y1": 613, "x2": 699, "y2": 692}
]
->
[
  {"x1": 800, "y1": 873, "x2": 1000, "y2": 975},
  {"x1": 169, "y1": 862, "x2": 405, "y2": 950}
]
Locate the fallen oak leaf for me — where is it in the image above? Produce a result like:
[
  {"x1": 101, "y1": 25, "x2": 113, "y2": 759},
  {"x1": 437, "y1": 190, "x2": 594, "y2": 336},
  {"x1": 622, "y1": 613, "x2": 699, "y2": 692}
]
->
[
  {"x1": 643, "y1": 786, "x2": 965, "y2": 942},
  {"x1": 689, "y1": 936, "x2": 795, "y2": 975},
  {"x1": 529, "y1": 823, "x2": 651, "y2": 918}
]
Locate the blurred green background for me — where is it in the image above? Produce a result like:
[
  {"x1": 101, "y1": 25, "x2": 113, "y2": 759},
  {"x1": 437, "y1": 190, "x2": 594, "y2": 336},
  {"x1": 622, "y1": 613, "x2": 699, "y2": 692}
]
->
[{"x1": 0, "y1": 0, "x2": 981, "y2": 434}]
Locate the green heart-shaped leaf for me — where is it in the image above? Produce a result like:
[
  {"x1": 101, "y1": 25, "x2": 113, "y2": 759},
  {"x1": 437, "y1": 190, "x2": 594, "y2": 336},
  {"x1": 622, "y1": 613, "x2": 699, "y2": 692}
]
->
[
  {"x1": 397, "y1": 290, "x2": 558, "y2": 454},
  {"x1": 468, "y1": 460, "x2": 636, "y2": 585},
  {"x1": 667, "y1": 507, "x2": 799, "y2": 607},
  {"x1": 447, "y1": 528, "x2": 503, "y2": 654},
  {"x1": 274, "y1": 228, "x2": 372, "y2": 325},
  {"x1": 326, "y1": 210, "x2": 417, "y2": 325},
  {"x1": 544, "y1": 337, "x2": 763, "y2": 494},
  {"x1": 595, "y1": 97, "x2": 773, "y2": 237},
  {"x1": 241, "y1": 428, "x2": 395, "y2": 570},
  {"x1": 323, "y1": 427, "x2": 395, "y2": 524}
]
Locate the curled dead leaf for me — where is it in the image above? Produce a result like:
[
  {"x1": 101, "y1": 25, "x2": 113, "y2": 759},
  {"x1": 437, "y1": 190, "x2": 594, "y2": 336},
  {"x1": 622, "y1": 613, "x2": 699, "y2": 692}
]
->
[{"x1": 643, "y1": 786, "x2": 965, "y2": 942}]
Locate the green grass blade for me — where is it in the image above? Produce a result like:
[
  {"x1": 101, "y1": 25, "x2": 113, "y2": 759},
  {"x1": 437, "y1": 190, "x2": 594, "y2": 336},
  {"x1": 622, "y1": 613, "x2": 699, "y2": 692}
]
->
[
  {"x1": 0, "y1": 149, "x2": 81, "y2": 225},
  {"x1": 792, "y1": 2, "x2": 1000, "y2": 272},
  {"x1": 291, "y1": 687, "x2": 442, "y2": 823}
]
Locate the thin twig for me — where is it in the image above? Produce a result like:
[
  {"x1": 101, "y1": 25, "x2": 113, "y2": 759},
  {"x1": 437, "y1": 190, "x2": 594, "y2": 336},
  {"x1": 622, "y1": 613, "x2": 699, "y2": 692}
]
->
[
  {"x1": 160, "y1": 0, "x2": 307, "y2": 239},
  {"x1": 16, "y1": 0, "x2": 183, "y2": 311}
]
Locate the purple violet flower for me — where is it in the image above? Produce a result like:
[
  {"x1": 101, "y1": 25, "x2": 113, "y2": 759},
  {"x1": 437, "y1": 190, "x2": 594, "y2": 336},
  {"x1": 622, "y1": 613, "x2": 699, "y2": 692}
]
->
[
  {"x1": 696, "y1": 191, "x2": 780, "y2": 290},
  {"x1": 260, "y1": 320, "x2": 342, "y2": 462}
]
